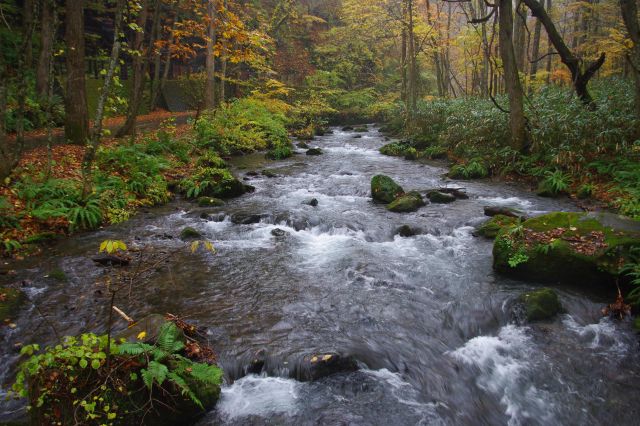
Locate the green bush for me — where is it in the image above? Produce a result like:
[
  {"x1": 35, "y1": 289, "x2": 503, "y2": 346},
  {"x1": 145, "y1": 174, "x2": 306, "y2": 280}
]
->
[{"x1": 195, "y1": 97, "x2": 290, "y2": 155}]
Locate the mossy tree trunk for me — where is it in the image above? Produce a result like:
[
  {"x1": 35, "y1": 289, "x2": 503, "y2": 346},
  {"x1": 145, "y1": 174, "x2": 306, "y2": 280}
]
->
[{"x1": 64, "y1": 0, "x2": 90, "y2": 145}]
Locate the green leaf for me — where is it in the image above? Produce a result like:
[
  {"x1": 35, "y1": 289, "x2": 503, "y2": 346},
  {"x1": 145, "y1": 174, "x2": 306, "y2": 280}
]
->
[{"x1": 79, "y1": 358, "x2": 88, "y2": 369}]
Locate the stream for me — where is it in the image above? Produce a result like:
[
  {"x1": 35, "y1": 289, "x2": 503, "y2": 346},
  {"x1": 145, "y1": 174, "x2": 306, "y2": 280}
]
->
[{"x1": 1, "y1": 126, "x2": 640, "y2": 425}]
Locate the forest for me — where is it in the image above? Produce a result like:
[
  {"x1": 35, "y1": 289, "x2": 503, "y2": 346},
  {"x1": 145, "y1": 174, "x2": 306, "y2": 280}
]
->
[{"x1": 1, "y1": 0, "x2": 640, "y2": 425}]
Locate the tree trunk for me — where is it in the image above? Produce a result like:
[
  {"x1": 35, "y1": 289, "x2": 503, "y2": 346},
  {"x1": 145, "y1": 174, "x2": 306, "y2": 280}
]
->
[
  {"x1": 522, "y1": 0, "x2": 605, "y2": 107},
  {"x1": 499, "y1": 0, "x2": 528, "y2": 151},
  {"x1": 513, "y1": 2, "x2": 527, "y2": 72},
  {"x1": 220, "y1": 55, "x2": 227, "y2": 103},
  {"x1": 205, "y1": 0, "x2": 217, "y2": 109},
  {"x1": 116, "y1": 0, "x2": 150, "y2": 138},
  {"x1": 620, "y1": 0, "x2": 640, "y2": 134},
  {"x1": 64, "y1": 0, "x2": 89, "y2": 145},
  {"x1": 149, "y1": 3, "x2": 163, "y2": 111},
  {"x1": 529, "y1": 4, "x2": 543, "y2": 82},
  {"x1": 82, "y1": 0, "x2": 126, "y2": 197},
  {"x1": 24, "y1": 0, "x2": 34, "y2": 68},
  {"x1": 36, "y1": 0, "x2": 56, "y2": 99},
  {"x1": 406, "y1": 0, "x2": 418, "y2": 124},
  {"x1": 545, "y1": 0, "x2": 553, "y2": 83}
]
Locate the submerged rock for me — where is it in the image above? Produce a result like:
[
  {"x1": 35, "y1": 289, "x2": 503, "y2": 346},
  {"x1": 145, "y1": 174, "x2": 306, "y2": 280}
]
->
[
  {"x1": 396, "y1": 225, "x2": 420, "y2": 237},
  {"x1": 342, "y1": 125, "x2": 354, "y2": 131},
  {"x1": 387, "y1": 191, "x2": 425, "y2": 213},
  {"x1": 243, "y1": 184, "x2": 256, "y2": 193},
  {"x1": 427, "y1": 191, "x2": 456, "y2": 203},
  {"x1": 261, "y1": 169, "x2": 279, "y2": 178},
  {"x1": 271, "y1": 228, "x2": 287, "y2": 237},
  {"x1": 306, "y1": 148, "x2": 323, "y2": 156},
  {"x1": 354, "y1": 126, "x2": 368, "y2": 132},
  {"x1": 475, "y1": 215, "x2": 519, "y2": 239},
  {"x1": 197, "y1": 196, "x2": 225, "y2": 207},
  {"x1": 180, "y1": 227, "x2": 202, "y2": 240},
  {"x1": 484, "y1": 206, "x2": 525, "y2": 219},
  {"x1": 371, "y1": 175, "x2": 404, "y2": 204},
  {"x1": 493, "y1": 212, "x2": 640, "y2": 287},
  {"x1": 297, "y1": 142, "x2": 310, "y2": 149},
  {"x1": 516, "y1": 288, "x2": 564, "y2": 322},
  {"x1": 0, "y1": 287, "x2": 25, "y2": 322},
  {"x1": 231, "y1": 213, "x2": 264, "y2": 225},
  {"x1": 302, "y1": 198, "x2": 319, "y2": 207},
  {"x1": 92, "y1": 254, "x2": 131, "y2": 267},
  {"x1": 293, "y1": 352, "x2": 358, "y2": 382}
]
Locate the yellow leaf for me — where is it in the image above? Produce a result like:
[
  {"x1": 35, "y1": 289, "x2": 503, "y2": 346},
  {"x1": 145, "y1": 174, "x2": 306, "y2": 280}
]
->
[{"x1": 136, "y1": 331, "x2": 147, "y2": 340}]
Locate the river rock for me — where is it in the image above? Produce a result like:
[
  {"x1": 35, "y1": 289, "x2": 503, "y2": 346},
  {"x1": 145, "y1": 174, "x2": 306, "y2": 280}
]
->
[
  {"x1": 427, "y1": 191, "x2": 456, "y2": 203},
  {"x1": 231, "y1": 213, "x2": 264, "y2": 225},
  {"x1": 515, "y1": 288, "x2": 564, "y2": 322},
  {"x1": 262, "y1": 169, "x2": 279, "y2": 178},
  {"x1": 306, "y1": 148, "x2": 323, "y2": 156},
  {"x1": 180, "y1": 227, "x2": 202, "y2": 240},
  {"x1": 198, "y1": 196, "x2": 225, "y2": 207},
  {"x1": 353, "y1": 135, "x2": 363, "y2": 139},
  {"x1": 342, "y1": 125, "x2": 354, "y2": 131},
  {"x1": 302, "y1": 198, "x2": 319, "y2": 207},
  {"x1": 396, "y1": 225, "x2": 420, "y2": 237},
  {"x1": 354, "y1": 126, "x2": 368, "y2": 132},
  {"x1": 245, "y1": 171, "x2": 259, "y2": 177},
  {"x1": 436, "y1": 187, "x2": 469, "y2": 199},
  {"x1": 271, "y1": 228, "x2": 288, "y2": 237},
  {"x1": 92, "y1": 254, "x2": 131, "y2": 267},
  {"x1": 387, "y1": 191, "x2": 425, "y2": 213},
  {"x1": 0, "y1": 287, "x2": 26, "y2": 322},
  {"x1": 493, "y1": 212, "x2": 640, "y2": 287},
  {"x1": 246, "y1": 349, "x2": 268, "y2": 375},
  {"x1": 293, "y1": 352, "x2": 358, "y2": 382},
  {"x1": 484, "y1": 205, "x2": 525, "y2": 219},
  {"x1": 475, "y1": 215, "x2": 519, "y2": 239},
  {"x1": 243, "y1": 184, "x2": 256, "y2": 193},
  {"x1": 371, "y1": 175, "x2": 404, "y2": 204}
]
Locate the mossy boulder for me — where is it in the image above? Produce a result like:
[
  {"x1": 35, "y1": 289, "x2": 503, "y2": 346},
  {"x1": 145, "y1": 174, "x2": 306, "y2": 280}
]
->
[
  {"x1": 427, "y1": 191, "x2": 456, "y2": 203},
  {"x1": 476, "y1": 215, "x2": 519, "y2": 239},
  {"x1": 0, "y1": 287, "x2": 25, "y2": 322},
  {"x1": 371, "y1": 175, "x2": 404, "y2": 204},
  {"x1": 180, "y1": 227, "x2": 202, "y2": 240},
  {"x1": 387, "y1": 191, "x2": 425, "y2": 213},
  {"x1": 354, "y1": 126, "x2": 368, "y2": 132},
  {"x1": 516, "y1": 288, "x2": 563, "y2": 322},
  {"x1": 306, "y1": 148, "x2": 323, "y2": 156},
  {"x1": 379, "y1": 141, "x2": 410, "y2": 157},
  {"x1": 197, "y1": 197, "x2": 225, "y2": 207},
  {"x1": 493, "y1": 212, "x2": 640, "y2": 286}
]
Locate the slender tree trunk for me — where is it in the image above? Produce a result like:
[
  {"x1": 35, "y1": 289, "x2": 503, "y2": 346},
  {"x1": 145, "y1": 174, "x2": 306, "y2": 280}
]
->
[
  {"x1": 24, "y1": 0, "x2": 34, "y2": 69},
  {"x1": 620, "y1": 0, "x2": 640, "y2": 135},
  {"x1": 36, "y1": 0, "x2": 55, "y2": 99},
  {"x1": 523, "y1": 0, "x2": 605, "y2": 107},
  {"x1": 529, "y1": 4, "x2": 543, "y2": 82},
  {"x1": 401, "y1": 20, "x2": 407, "y2": 102},
  {"x1": 64, "y1": 0, "x2": 89, "y2": 145},
  {"x1": 149, "y1": 3, "x2": 163, "y2": 111},
  {"x1": 220, "y1": 55, "x2": 227, "y2": 103},
  {"x1": 513, "y1": 2, "x2": 527, "y2": 72},
  {"x1": 116, "y1": 0, "x2": 150, "y2": 138},
  {"x1": 82, "y1": 0, "x2": 126, "y2": 197},
  {"x1": 205, "y1": 0, "x2": 217, "y2": 109},
  {"x1": 545, "y1": 0, "x2": 553, "y2": 83},
  {"x1": 406, "y1": 0, "x2": 418, "y2": 124},
  {"x1": 499, "y1": 0, "x2": 528, "y2": 151},
  {"x1": 0, "y1": 64, "x2": 12, "y2": 180}
]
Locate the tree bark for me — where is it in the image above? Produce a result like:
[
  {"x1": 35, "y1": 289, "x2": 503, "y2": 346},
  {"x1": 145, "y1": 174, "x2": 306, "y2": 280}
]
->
[
  {"x1": 407, "y1": 0, "x2": 418, "y2": 123},
  {"x1": 529, "y1": 4, "x2": 543, "y2": 82},
  {"x1": 82, "y1": 0, "x2": 126, "y2": 197},
  {"x1": 117, "y1": 0, "x2": 151, "y2": 138},
  {"x1": 620, "y1": 0, "x2": 640, "y2": 134},
  {"x1": 499, "y1": 0, "x2": 528, "y2": 151},
  {"x1": 64, "y1": 0, "x2": 89, "y2": 145},
  {"x1": 205, "y1": 0, "x2": 217, "y2": 109},
  {"x1": 513, "y1": 2, "x2": 527, "y2": 72},
  {"x1": 36, "y1": 0, "x2": 56, "y2": 99},
  {"x1": 522, "y1": 0, "x2": 605, "y2": 107}
]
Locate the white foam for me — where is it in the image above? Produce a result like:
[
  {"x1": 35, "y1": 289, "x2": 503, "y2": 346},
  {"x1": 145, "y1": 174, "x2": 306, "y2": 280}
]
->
[
  {"x1": 449, "y1": 325, "x2": 555, "y2": 425},
  {"x1": 217, "y1": 375, "x2": 300, "y2": 419},
  {"x1": 478, "y1": 196, "x2": 533, "y2": 210},
  {"x1": 563, "y1": 315, "x2": 629, "y2": 355}
]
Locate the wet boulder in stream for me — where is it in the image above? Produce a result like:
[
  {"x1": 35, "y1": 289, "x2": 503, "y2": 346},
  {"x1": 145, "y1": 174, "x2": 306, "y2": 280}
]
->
[
  {"x1": 514, "y1": 288, "x2": 564, "y2": 322},
  {"x1": 387, "y1": 191, "x2": 425, "y2": 213},
  {"x1": 180, "y1": 227, "x2": 202, "y2": 240},
  {"x1": 427, "y1": 191, "x2": 456, "y2": 204},
  {"x1": 293, "y1": 352, "x2": 359, "y2": 382},
  {"x1": 302, "y1": 198, "x2": 319, "y2": 207},
  {"x1": 306, "y1": 148, "x2": 323, "y2": 156},
  {"x1": 493, "y1": 212, "x2": 640, "y2": 287},
  {"x1": 197, "y1": 196, "x2": 225, "y2": 207},
  {"x1": 371, "y1": 175, "x2": 404, "y2": 204}
]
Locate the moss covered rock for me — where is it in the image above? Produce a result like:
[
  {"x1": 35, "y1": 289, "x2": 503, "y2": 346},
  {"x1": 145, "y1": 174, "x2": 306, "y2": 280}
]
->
[
  {"x1": 379, "y1": 141, "x2": 410, "y2": 157},
  {"x1": 371, "y1": 175, "x2": 404, "y2": 204},
  {"x1": 517, "y1": 288, "x2": 563, "y2": 322},
  {"x1": 493, "y1": 212, "x2": 640, "y2": 286},
  {"x1": 197, "y1": 197, "x2": 225, "y2": 207},
  {"x1": 306, "y1": 148, "x2": 323, "y2": 156},
  {"x1": 476, "y1": 215, "x2": 519, "y2": 239},
  {"x1": 180, "y1": 227, "x2": 202, "y2": 240},
  {"x1": 0, "y1": 287, "x2": 25, "y2": 322},
  {"x1": 427, "y1": 191, "x2": 456, "y2": 203},
  {"x1": 387, "y1": 191, "x2": 425, "y2": 213}
]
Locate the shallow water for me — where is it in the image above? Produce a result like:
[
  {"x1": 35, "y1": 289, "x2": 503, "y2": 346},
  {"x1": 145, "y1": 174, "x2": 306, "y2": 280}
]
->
[{"x1": 1, "y1": 126, "x2": 639, "y2": 425}]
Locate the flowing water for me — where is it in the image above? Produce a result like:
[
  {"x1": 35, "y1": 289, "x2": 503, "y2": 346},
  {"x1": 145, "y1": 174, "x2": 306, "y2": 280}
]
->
[{"x1": 1, "y1": 126, "x2": 640, "y2": 425}]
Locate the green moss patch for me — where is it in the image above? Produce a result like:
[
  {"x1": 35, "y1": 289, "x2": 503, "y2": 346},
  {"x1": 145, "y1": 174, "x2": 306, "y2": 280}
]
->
[{"x1": 517, "y1": 288, "x2": 564, "y2": 322}]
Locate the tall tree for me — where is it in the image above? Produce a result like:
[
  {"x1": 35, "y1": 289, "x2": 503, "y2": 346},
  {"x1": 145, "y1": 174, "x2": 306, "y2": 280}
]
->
[
  {"x1": 499, "y1": 0, "x2": 528, "y2": 150},
  {"x1": 36, "y1": 0, "x2": 56, "y2": 99},
  {"x1": 64, "y1": 0, "x2": 90, "y2": 145},
  {"x1": 619, "y1": 0, "x2": 640, "y2": 133},
  {"x1": 205, "y1": 0, "x2": 217, "y2": 109}
]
